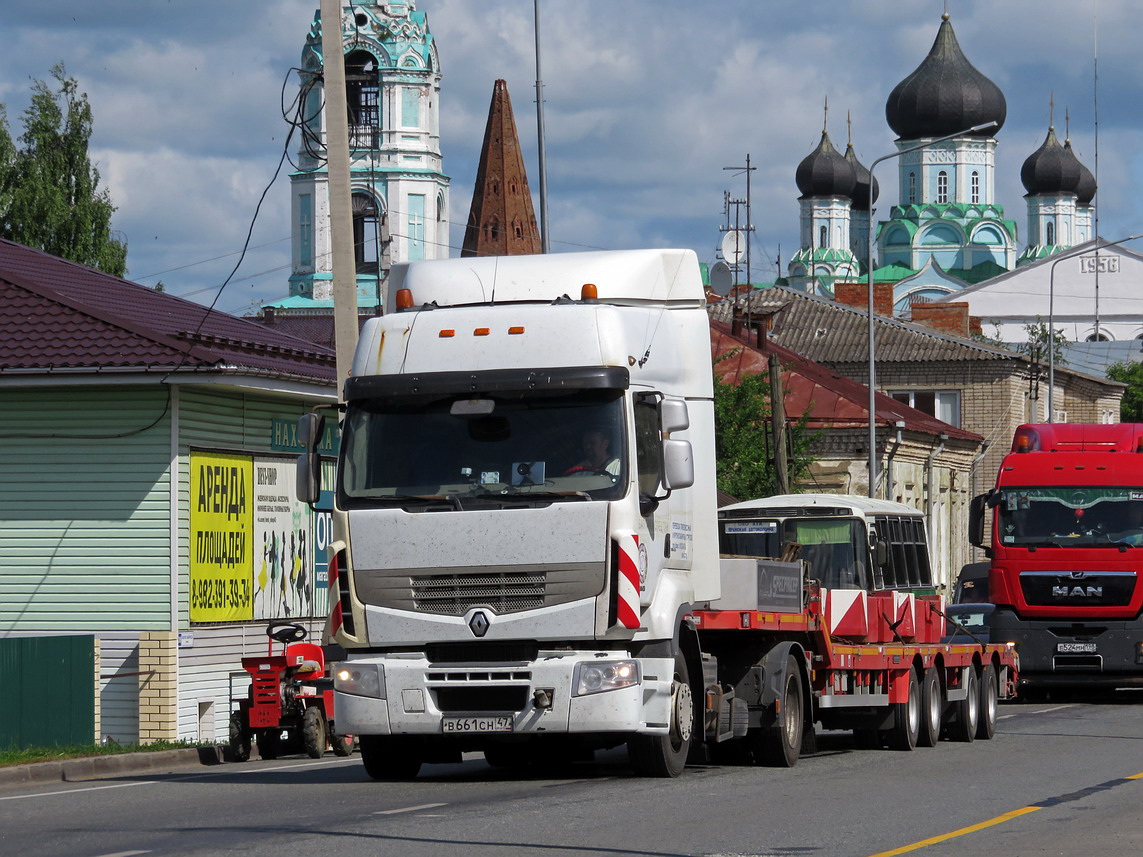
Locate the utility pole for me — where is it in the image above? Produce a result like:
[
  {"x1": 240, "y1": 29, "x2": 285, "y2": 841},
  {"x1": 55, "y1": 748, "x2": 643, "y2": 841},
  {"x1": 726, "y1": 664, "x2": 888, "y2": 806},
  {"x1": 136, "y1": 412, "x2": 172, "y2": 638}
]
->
[
  {"x1": 320, "y1": 0, "x2": 359, "y2": 393},
  {"x1": 534, "y1": 0, "x2": 550, "y2": 253}
]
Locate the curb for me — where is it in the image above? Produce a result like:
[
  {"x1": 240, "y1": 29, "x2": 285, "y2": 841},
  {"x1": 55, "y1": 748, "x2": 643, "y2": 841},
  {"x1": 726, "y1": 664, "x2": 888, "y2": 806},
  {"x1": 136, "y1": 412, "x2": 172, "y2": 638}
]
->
[{"x1": 0, "y1": 746, "x2": 226, "y2": 788}]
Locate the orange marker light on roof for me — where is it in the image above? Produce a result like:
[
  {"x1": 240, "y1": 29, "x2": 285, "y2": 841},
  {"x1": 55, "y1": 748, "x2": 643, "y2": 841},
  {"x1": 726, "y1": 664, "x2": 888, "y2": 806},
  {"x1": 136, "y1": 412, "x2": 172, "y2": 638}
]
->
[
  {"x1": 581, "y1": 283, "x2": 598, "y2": 300},
  {"x1": 439, "y1": 329, "x2": 455, "y2": 338},
  {"x1": 508, "y1": 326, "x2": 525, "y2": 335},
  {"x1": 395, "y1": 288, "x2": 414, "y2": 310},
  {"x1": 474, "y1": 328, "x2": 490, "y2": 336}
]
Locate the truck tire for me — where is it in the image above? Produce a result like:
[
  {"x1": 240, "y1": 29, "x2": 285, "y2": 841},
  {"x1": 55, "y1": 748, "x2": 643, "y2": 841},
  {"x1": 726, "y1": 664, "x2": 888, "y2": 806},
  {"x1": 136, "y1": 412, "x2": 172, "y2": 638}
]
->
[
  {"x1": 750, "y1": 655, "x2": 804, "y2": 767},
  {"x1": 228, "y1": 712, "x2": 251, "y2": 762},
  {"x1": 887, "y1": 668, "x2": 920, "y2": 751},
  {"x1": 628, "y1": 651, "x2": 694, "y2": 778},
  {"x1": 976, "y1": 664, "x2": 998, "y2": 741},
  {"x1": 302, "y1": 706, "x2": 327, "y2": 759},
  {"x1": 946, "y1": 666, "x2": 979, "y2": 743},
  {"x1": 258, "y1": 728, "x2": 281, "y2": 760},
  {"x1": 359, "y1": 735, "x2": 422, "y2": 781},
  {"x1": 917, "y1": 667, "x2": 942, "y2": 748}
]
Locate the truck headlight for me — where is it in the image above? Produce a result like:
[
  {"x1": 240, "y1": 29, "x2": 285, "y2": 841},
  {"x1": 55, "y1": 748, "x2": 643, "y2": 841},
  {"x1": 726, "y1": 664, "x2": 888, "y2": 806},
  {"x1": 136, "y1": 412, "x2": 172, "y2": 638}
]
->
[
  {"x1": 334, "y1": 663, "x2": 385, "y2": 699},
  {"x1": 573, "y1": 660, "x2": 640, "y2": 696}
]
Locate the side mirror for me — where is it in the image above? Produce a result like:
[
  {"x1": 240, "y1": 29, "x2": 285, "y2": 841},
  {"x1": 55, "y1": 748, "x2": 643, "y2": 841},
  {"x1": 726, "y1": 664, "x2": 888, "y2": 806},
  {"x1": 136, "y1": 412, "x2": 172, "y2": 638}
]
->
[
  {"x1": 296, "y1": 413, "x2": 325, "y2": 505},
  {"x1": 659, "y1": 398, "x2": 690, "y2": 434},
  {"x1": 968, "y1": 492, "x2": 988, "y2": 548},
  {"x1": 874, "y1": 540, "x2": 888, "y2": 568},
  {"x1": 662, "y1": 438, "x2": 694, "y2": 490}
]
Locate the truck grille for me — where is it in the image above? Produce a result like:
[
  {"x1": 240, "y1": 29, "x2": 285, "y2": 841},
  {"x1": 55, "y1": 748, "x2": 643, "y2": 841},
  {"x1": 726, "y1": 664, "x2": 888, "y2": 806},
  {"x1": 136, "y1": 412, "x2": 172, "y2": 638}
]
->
[
  {"x1": 1019, "y1": 570, "x2": 1137, "y2": 607},
  {"x1": 414, "y1": 571, "x2": 545, "y2": 615}
]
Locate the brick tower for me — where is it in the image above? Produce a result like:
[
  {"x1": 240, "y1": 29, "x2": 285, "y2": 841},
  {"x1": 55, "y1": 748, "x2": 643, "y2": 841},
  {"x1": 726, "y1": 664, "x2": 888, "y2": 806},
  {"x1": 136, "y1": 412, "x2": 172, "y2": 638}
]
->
[{"x1": 462, "y1": 79, "x2": 541, "y2": 257}]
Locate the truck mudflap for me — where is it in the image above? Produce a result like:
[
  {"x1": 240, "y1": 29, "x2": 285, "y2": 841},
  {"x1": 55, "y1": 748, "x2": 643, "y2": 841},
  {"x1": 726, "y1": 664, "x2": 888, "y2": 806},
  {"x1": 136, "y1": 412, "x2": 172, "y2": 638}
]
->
[
  {"x1": 991, "y1": 608, "x2": 1143, "y2": 687},
  {"x1": 333, "y1": 654, "x2": 676, "y2": 737}
]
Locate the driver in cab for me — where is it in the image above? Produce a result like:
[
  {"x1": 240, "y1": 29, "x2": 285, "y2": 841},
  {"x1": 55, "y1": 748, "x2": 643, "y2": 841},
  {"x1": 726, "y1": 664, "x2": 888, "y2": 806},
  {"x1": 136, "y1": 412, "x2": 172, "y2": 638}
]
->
[{"x1": 565, "y1": 428, "x2": 621, "y2": 477}]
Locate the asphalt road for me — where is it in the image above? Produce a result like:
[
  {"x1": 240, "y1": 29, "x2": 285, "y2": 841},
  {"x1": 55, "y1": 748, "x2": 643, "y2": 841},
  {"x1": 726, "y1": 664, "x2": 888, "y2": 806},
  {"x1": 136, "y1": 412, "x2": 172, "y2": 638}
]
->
[{"x1": 4, "y1": 694, "x2": 1143, "y2": 857}]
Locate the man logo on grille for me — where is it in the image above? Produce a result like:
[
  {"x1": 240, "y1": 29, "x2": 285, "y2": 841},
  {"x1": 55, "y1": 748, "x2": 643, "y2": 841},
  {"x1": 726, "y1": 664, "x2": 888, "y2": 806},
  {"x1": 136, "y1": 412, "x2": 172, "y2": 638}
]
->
[{"x1": 469, "y1": 610, "x2": 490, "y2": 637}]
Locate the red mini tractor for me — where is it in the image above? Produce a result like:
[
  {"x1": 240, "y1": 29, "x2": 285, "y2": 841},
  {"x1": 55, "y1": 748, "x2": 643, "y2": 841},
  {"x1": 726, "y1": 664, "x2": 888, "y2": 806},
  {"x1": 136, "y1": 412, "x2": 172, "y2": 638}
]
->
[{"x1": 229, "y1": 622, "x2": 354, "y2": 761}]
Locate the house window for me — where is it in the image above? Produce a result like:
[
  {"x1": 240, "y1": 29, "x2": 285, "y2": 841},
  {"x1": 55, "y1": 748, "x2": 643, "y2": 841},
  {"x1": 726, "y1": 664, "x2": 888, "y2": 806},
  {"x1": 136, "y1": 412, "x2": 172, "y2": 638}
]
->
[
  {"x1": 346, "y1": 51, "x2": 380, "y2": 149},
  {"x1": 937, "y1": 171, "x2": 949, "y2": 204},
  {"x1": 908, "y1": 172, "x2": 917, "y2": 205},
  {"x1": 890, "y1": 390, "x2": 961, "y2": 427},
  {"x1": 971, "y1": 171, "x2": 980, "y2": 203}
]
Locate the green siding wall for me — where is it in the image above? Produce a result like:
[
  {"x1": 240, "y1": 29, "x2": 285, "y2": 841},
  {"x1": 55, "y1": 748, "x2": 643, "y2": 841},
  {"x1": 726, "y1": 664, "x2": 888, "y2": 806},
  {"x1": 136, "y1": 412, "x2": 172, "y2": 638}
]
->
[{"x1": 0, "y1": 388, "x2": 172, "y2": 632}]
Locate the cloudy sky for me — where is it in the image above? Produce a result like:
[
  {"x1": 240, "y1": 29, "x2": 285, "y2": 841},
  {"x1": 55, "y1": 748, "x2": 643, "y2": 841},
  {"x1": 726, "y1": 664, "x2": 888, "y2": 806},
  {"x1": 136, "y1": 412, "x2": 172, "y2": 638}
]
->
[{"x1": 1, "y1": 0, "x2": 1139, "y2": 316}]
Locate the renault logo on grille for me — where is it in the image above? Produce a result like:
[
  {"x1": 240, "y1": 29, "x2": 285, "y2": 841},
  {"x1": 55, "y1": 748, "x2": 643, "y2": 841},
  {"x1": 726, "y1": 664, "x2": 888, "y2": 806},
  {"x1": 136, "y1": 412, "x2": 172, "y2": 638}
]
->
[{"x1": 469, "y1": 611, "x2": 490, "y2": 637}]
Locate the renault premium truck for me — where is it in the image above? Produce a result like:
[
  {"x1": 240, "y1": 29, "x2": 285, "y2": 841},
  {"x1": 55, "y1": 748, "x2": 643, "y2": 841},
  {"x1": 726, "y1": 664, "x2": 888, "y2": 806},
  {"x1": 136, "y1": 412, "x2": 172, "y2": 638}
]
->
[{"x1": 295, "y1": 249, "x2": 1016, "y2": 778}]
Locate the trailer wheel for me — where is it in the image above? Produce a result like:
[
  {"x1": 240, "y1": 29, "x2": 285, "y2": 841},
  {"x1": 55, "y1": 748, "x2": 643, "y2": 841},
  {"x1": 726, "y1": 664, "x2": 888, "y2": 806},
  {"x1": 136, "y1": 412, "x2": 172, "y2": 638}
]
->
[
  {"x1": 228, "y1": 712, "x2": 251, "y2": 762},
  {"x1": 258, "y1": 728, "x2": 281, "y2": 760},
  {"x1": 946, "y1": 666, "x2": 979, "y2": 743},
  {"x1": 359, "y1": 735, "x2": 422, "y2": 781},
  {"x1": 976, "y1": 664, "x2": 998, "y2": 741},
  {"x1": 302, "y1": 706, "x2": 327, "y2": 759},
  {"x1": 751, "y1": 655, "x2": 804, "y2": 767},
  {"x1": 628, "y1": 651, "x2": 694, "y2": 778},
  {"x1": 917, "y1": 667, "x2": 942, "y2": 748},
  {"x1": 888, "y1": 668, "x2": 920, "y2": 751}
]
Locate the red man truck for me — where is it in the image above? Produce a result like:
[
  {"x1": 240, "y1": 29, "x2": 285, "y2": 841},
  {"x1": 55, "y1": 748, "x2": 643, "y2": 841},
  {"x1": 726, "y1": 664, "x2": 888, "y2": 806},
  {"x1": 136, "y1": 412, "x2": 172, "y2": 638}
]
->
[{"x1": 971, "y1": 423, "x2": 1143, "y2": 694}]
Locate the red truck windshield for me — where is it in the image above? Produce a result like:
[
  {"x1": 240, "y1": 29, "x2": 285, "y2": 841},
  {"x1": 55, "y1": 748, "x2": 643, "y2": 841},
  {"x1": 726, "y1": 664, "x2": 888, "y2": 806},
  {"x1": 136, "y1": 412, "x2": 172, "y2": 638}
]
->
[{"x1": 997, "y1": 488, "x2": 1143, "y2": 548}]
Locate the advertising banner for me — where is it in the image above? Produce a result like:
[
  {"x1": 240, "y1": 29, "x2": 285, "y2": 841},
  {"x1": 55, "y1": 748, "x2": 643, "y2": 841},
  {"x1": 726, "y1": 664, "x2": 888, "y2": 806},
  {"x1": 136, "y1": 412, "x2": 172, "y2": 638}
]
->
[
  {"x1": 253, "y1": 458, "x2": 315, "y2": 620},
  {"x1": 190, "y1": 452, "x2": 254, "y2": 622}
]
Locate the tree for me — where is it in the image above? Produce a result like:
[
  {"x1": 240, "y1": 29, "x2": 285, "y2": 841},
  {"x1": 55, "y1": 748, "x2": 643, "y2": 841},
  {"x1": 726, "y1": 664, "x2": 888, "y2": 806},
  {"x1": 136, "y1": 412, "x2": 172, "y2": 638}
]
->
[
  {"x1": 0, "y1": 64, "x2": 126, "y2": 276},
  {"x1": 1107, "y1": 362, "x2": 1143, "y2": 423},
  {"x1": 713, "y1": 351, "x2": 815, "y2": 501}
]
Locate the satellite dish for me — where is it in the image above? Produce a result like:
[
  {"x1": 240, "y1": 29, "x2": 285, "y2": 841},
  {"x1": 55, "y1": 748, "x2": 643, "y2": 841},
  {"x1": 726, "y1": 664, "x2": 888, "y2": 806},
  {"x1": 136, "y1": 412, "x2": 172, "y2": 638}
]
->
[
  {"x1": 710, "y1": 261, "x2": 734, "y2": 297},
  {"x1": 720, "y1": 230, "x2": 746, "y2": 265}
]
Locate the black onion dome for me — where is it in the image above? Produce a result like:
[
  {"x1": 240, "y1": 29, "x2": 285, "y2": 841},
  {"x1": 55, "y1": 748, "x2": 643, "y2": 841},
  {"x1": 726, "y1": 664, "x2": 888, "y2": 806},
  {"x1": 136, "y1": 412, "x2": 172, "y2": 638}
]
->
[
  {"x1": 885, "y1": 14, "x2": 1006, "y2": 140},
  {"x1": 1021, "y1": 126, "x2": 1080, "y2": 195},
  {"x1": 1066, "y1": 140, "x2": 1097, "y2": 204},
  {"x1": 844, "y1": 142, "x2": 879, "y2": 210},
  {"x1": 796, "y1": 131, "x2": 856, "y2": 199}
]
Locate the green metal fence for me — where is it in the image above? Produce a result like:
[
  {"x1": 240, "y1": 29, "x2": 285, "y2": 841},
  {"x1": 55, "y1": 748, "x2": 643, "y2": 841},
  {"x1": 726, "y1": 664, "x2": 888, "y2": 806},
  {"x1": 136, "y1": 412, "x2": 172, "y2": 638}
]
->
[{"x1": 0, "y1": 636, "x2": 96, "y2": 748}]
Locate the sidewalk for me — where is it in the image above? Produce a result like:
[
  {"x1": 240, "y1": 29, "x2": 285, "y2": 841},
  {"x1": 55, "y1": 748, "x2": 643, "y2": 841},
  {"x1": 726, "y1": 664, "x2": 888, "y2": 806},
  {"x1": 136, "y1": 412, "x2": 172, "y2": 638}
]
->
[{"x1": 0, "y1": 745, "x2": 226, "y2": 788}]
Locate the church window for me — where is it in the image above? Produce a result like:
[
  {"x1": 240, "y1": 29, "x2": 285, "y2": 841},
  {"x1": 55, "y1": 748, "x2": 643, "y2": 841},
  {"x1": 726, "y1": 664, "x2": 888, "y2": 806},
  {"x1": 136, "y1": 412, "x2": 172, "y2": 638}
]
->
[
  {"x1": 1086, "y1": 332, "x2": 1110, "y2": 342},
  {"x1": 1046, "y1": 222, "x2": 1055, "y2": 245},
  {"x1": 937, "y1": 171, "x2": 949, "y2": 204},
  {"x1": 819, "y1": 225, "x2": 827, "y2": 249},
  {"x1": 908, "y1": 172, "x2": 917, "y2": 204},
  {"x1": 401, "y1": 87, "x2": 420, "y2": 128},
  {"x1": 971, "y1": 171, "x2": 980, "y2": 203},
  {"x1": 408, "y1": 194, "x2": 426, "y2": 261},
  {"x1": 346, "y1": 51, "x2": 380, "y2": 149},
  {"x1": 352, "y1": 193, "x2": 380, "y2": 274},
  {"x1": 298, "y1": 193, "x2": 313, "y2": 268}
]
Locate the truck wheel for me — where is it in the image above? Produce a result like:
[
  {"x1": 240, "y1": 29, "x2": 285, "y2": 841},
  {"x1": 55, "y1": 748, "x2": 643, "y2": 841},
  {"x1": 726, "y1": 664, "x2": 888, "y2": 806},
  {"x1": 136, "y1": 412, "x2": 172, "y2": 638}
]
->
[
  {"x1": 887, "y1": 668, "x2": 920, "y2": 751},
  {"x1": 228, "y1": 712, "x2": 251, "y2": 762},
  {"x1": 947, "y1": 666, "x2": 979, "y2": 743},
  {"x1": 976, "y1": 664, "x2": 998, "y2": 741},
  {"x1": 359, "y1": 735, "x2": 422, "y2": 781},
  {"x1": 330, "y1": 726, "x2": 355, "y2": 757},
  {"x1": 302, "y1": 706, "x2": 327, "y2": 759},
  {"x1": 917, "y1": 667, "x2": 942, "y2": 748},
  {"x1": 258, "y1": 728, "x2": 281, "y2": 761},
  {"x1": 628, "y1": 651, "x2": 694, "y2": 778},
  {"x1": 751, "y1": 655, "x2": 804, "y2": 767}
]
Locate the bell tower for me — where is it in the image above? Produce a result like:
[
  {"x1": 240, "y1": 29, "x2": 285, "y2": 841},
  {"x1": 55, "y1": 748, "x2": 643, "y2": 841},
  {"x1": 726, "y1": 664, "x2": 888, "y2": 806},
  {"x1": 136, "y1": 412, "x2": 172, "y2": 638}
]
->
[{"x1": 288, "y1": 0, "x2": 450, "y2": 311}]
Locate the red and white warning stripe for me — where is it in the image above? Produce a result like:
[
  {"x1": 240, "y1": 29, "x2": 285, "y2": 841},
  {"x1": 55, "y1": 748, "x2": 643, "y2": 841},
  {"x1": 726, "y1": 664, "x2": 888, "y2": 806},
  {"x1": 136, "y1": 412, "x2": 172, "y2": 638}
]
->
[{"x1": 616, "y1": 534, "x2": 641, "y2": 629}]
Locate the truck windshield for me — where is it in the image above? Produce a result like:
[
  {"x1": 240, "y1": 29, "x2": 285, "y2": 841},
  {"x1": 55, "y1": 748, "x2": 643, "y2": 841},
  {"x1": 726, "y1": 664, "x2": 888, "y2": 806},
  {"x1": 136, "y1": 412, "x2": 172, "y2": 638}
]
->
[
  {"x1": 997, "y1": 488, "x2": 1143, "y2": 548},
  {"x1": 338, "y1": 389, "x2": 627, "y2": 507}
]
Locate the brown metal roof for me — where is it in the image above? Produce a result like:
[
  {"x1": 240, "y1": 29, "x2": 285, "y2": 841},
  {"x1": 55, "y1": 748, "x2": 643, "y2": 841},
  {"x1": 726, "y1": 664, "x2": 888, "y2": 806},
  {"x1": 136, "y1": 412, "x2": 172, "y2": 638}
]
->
[
  {"x1": 0, "y1": 239, "x2": 335, "y2": 383},
  {"x1": 711, "y1": 320, "x2": 983, "y2": 443}
]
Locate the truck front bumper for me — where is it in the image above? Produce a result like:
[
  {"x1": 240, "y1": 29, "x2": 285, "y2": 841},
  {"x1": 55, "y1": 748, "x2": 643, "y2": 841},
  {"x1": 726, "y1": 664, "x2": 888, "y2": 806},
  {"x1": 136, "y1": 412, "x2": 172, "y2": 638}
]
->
[
  {"x1": 333, "y1": 652, "x2": 675, "y2": 736},
  {"x1": 991, "y1": 608, "x2": 1143, "y2": 687}
]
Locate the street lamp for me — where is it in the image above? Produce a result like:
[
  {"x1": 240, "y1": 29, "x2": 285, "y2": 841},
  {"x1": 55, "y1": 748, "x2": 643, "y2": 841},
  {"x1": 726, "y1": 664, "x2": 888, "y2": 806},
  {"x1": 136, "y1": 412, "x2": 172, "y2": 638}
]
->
[
  {"x1": 865, "y1": 121, "x2": 998, "y2": 498},
  {"x1": 1046, "y1": 232, "x2": 1143, "y2": 419}
]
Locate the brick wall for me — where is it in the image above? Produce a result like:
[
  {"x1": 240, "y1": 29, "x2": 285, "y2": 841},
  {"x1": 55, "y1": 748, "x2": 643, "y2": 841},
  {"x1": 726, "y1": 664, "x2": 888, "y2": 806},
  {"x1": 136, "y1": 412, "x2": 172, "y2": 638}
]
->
[
  {"x1": 138, "y1": 632, "x2": 178, "y2": 743},
  {"x1": 911, "y1": 302, "x2": 973, "y2": 338},
  {"x1": 834, "y1": 281, "x2": 894, "y2": 317}
]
